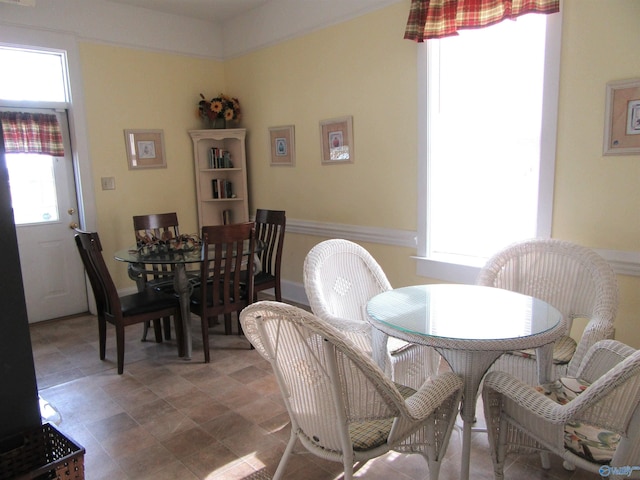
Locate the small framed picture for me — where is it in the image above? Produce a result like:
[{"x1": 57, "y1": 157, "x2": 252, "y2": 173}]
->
[
  {"x1": 269, "y1": 125, "x2": 295, "y2": 166},
  {"x1": 124, "y1": 129, "x2": 167, "y2": 169},
  {"x1": 603, "y1": 78, "x2": 640, "y2": 155},
  {"x1": 320, "y1": 116, "x2": 354, "y2": 164}
]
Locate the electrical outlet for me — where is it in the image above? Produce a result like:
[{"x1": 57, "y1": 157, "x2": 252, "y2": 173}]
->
[{"x1": 101, "y1": 177, "x2": 115, "y2": 190}]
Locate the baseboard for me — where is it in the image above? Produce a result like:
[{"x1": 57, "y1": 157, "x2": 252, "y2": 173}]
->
[{"x1": 280, "y1": 280, "x2": 309, "y2": 306}]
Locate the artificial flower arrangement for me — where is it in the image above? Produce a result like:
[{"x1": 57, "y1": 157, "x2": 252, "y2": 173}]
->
[
  {"x1": 134, "y1": 231, "x2": 201, "y2": 256},
  {"x1": 198, "y1": 93, "x2": 241, "y2": 123}
]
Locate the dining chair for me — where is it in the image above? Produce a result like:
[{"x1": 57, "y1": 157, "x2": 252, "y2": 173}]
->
[
  {"x1": 133, "y1": 212, "x2": 181, "y2": 342},
  {"x1": 303, "y1": 239, "x2": 440, "y2": 390},
  {"x1": 241, "y1": 208, "x2": 285, "y2": 302},
  {"x1": 239, "y1": 301, "x2": 464, "y2": 480},
  {"x1": 477, "y1": 238, "x2": 619, "y2": 386},
  {"x1": 482, "y1": 339, "x2": 640, "y2": 478},
  {"x1": 189, "y1": 222, "x2": 255, "y2": 363},
  {"x1": 74, "y1": 230, "x2": 183, "y2": 374}
]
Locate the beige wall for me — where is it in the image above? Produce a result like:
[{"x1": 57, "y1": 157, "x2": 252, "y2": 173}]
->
[
  {"x1": 227, "y1": 0, "x2": 640, "y2": 346},
  {"x1": 78, "y1": 1, "x2": 640, "y2": 347},
  {"x1": 79, "y1": 43, "x2": 225, "y2": 286},
  {"x1": 553, "y1": 0, "x2": 640, "y2": 345},
  {"x1": 225, "y1": 2, "x2": 420, "y2": 287}
]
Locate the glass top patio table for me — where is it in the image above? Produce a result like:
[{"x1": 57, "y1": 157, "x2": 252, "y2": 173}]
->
[
  {"x1": 366, "y1": 284, "x2": 562, "y2": 346},
  {"x1": 366, "y1": 283, "x2": 564, "y2": 480}
]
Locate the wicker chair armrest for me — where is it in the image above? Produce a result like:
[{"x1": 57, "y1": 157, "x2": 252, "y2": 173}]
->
[
  {"x1": 483, "y1": 371, "x2": 569, "y2": 424},
  {"x1": 485, "y1": 357, "x2": 640, "y2": 430},
  {"x1": 404, "y1": 372, "x2": 463, "y2": 420}
]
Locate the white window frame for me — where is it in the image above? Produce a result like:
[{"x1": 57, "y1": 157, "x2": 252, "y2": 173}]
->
[{"x1": 414, "y1": 11, "x2": 563, "y2": 284}]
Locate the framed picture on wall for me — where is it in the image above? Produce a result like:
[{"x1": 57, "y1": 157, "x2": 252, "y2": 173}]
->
[
  {"x1": 319, "y1": 116, "x2": 354, "y2": 165},
  {"x1": 603, "y1": 78, "x2": 640, "y2": 155},
  {"x1": 124, "y1": 129, "x2": 167, "y2": 169},
  {"x1": 269, "y1": 125, "x2": 295, "y2": 166}
]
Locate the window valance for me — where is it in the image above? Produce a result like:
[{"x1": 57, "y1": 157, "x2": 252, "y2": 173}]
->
[
  {"x1": 0, "y1": 112, "x2": 64, "y2": 157},
  {"x1": 404, "y1": 0, "x2": 560, "y2": 41}
]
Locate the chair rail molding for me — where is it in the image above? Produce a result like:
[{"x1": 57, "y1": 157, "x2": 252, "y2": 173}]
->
[
  {"x1": 120, "y1": 223, "x2": 640, "y2": 308},
  {"x1": 286, "y1": 218, "x2": 640, "y2": 277},
  {"x1": 285, "y1": 218, "x2": 416, "y2": 249},
  {"x1": 596, "y1": 248, "x2": 640, "y2": 277}
]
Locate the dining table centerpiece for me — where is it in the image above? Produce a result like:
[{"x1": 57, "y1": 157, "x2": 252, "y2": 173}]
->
[
  {"x1": 198, "y1": 93, "x2": 241, "y2": 129},
  {"x1": 134, "y1": 231, "x2": 201, "y2": 256}
]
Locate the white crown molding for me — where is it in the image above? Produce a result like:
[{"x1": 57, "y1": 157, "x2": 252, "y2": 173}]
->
[
  {"x1": 222, "y1": 0, "x2": 404, "y2": 59},
  {"x1": 0, "y1": 0, "x2": 35, "y2": 6},
  {"x1": 0, "y1": 0, "x2": 225, "y2": 59},
  {"x1": 0, "y1": 0, "x2": 403, "y2": 60}
]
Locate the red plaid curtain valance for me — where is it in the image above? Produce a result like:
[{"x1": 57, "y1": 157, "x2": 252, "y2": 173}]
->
[
  {"x1": 0, "y1": 112, "x2": 65, "y2": 157},
  {"x1": 404, "y1": 0, "x2": 560, "y2": 41}
]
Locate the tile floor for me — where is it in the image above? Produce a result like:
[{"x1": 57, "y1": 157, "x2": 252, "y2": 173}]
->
[{"x1": 30, "y1": 301, "x2": 603, "y2": 480}]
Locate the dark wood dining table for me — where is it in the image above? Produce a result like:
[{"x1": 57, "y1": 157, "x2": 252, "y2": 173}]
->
[{"x1": 115, "y1": 240, "x2": 263, "y2": 359}]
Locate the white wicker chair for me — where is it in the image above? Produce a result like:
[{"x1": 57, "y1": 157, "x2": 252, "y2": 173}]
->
[
  {"x1": 303, "y1": 239, "x2": 440, "y2": 389},
  {"x1": 239, "y1": 301, "x2": 463, "y2": 480},
  {"x1": 477, "y1": 238, "x2": 619, "y2": 386},
  {"x1": 482, "y1": 340, "x2": 640, "y2": 479}
]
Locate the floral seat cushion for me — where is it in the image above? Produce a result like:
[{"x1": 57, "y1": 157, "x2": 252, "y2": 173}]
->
[
  {"x1": 536, "y1": 377, "x2": 620, "y2": 464},
  {"x1": 510, "y1": 335, "x2": 577, "y2": 364}
]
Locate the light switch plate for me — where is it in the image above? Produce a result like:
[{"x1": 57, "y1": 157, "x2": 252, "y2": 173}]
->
[{"x1": 101, "y1": 177, "x2": 115, "y2": 190}]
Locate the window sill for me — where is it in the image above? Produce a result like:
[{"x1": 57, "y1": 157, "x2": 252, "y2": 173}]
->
[{"x1": 413, "y1": 256, "x2": 482, "y2": 284}]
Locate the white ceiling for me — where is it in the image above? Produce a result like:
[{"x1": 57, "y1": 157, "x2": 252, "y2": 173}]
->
[{"x1": 104, "y1": 0, "x2": 271, "y2": 24}]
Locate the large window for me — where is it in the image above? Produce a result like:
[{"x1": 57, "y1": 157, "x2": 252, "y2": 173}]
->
[{"x1": 416, "y1": 12, "x2": 562, "y2": 283}]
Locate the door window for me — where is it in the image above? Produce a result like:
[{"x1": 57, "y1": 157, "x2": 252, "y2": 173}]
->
[
  {"x1": 6, "y1": 153, "x2": 59, "y2": 225},
  {"x1": 0, "y1": 47, "x2": 68, "y2": 102}
]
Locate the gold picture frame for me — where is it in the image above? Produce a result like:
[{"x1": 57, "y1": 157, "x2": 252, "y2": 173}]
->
[
  {"x1": 269, "y1": 125, "x2": 295, "y2": 166},
  {"x1": 320, "y1": 116, "x2": 354, "y2": 164},
  {"x1": 603, "y1": 78, "x2": 640, "y2": 155},
  {"x1": 124, "y1": 129, "x2": 167, "y2": 169}
]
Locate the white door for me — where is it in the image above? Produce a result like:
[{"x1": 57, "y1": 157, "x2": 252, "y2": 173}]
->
[{"x1": 6, "y1": 110, "x2": 88, "y2": 322}]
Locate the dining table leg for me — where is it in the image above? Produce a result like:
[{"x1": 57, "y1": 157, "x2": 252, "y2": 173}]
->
[
  {"x1": 439, "y1": 344, "x2": 557, "y2": 479},
  {"x1": 437, "y1": 349, "x2": 505, "y2": 480},
  {"x1": 127, "y1": 263, "x2": 155, "y2": 342},
  {"x1": 535, "y1": 342, "x2": 556, "y2": 469},
  {"x1": 535, "y1": 343, "x2": 555, "y2": 384},
  {"x1": 172, "y1": 264, "x2": 193, "y2": 359}
]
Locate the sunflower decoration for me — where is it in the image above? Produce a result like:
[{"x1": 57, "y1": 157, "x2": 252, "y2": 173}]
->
[{"x1": 198, "y1": 93, "x2": 241, "y2": 123}]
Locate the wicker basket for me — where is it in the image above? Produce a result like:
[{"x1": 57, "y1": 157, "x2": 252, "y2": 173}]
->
[{"x1": 0, "y1": 423, "x2": 84, "y2": 480}]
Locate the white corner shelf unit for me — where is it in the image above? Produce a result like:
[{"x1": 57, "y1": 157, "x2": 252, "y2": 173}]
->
[{"x1": 189, "y1": 128, "x2": 249, "y2": 229}]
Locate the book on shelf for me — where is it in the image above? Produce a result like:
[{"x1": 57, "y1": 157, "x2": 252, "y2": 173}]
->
[
  {"x1": 211, "y1": 178, "x2": 233, "y2": 199},
  {"x1": 208, "y1": 148, "x2": 233, "y2": 168},
  {"x1": 222, "y1": 209, "x2": 233, "y2": 225},
  {"x1": 223, "y1": 151, "x2": 233, "y2": 168}
]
